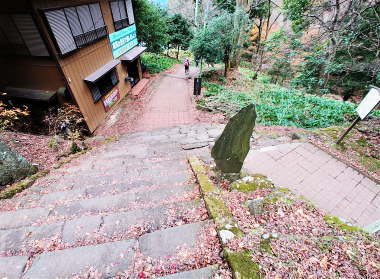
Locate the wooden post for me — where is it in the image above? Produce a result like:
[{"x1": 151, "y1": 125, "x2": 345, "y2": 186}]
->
[{"x1": 336, "y1": 116, "x2": 360, "y2": 145}]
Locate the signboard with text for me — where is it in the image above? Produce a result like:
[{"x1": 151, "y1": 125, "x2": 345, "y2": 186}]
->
[
  {"x1": 109, "y1": 24, "x2": 138, "y2": 59},
  {"x1": 356, "y1": 88, "x2": 380, "y2": 120},
  {"x1": 102, "y1": 88, "x2": 120, "y2": 112}
]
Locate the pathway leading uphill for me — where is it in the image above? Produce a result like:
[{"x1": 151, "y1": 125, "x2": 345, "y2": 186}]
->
[{"x1": 0, "y1": 64, "x2": 226, "y2": 278}]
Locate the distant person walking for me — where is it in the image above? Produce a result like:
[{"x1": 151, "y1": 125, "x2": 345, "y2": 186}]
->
[{"x1": 184, "y1": 58, "x2": 190, "y2": 75}]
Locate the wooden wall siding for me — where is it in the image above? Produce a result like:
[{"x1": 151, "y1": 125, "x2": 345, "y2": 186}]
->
[
  {"x1": 3, "y1": 1, "x2": 30, "y2": 13},
  {"x1": 0, "y1": 56, "x2": 64, "y2": 91},
  {"x1": 33, "y1": 0, "x2": 132, "y2": 132}
]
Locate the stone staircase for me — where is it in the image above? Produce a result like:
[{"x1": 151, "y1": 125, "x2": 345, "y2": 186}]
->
[{"x1": 0, "y1": 123, "x2": 224, "y2": 279}]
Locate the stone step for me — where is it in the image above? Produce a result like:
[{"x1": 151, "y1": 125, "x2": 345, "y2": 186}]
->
[
  {"x1": 23, "y1": 239, "x2": 136, "y2": 279},
  {"x1": 32, "y1": 154, "x2": 189, "y2": 185},
  {"x1": 0, "y1": 182, "x2": 198, "y2": 231},
  {"x1": 51, "y1": 183, "x2": 197, "y2": 219},
  {"x1": 157, "y1": 265, "x2": 218, "y2": 279},
  {"x1": 0, "y1": 256, "x2": 28, "y2": 278},
  {"x1": 10, "y1": 167, "x2": 191, "y2": 201},
  {"x1": 7, "y1": 220, "x2": 213, "y2": 278},
  {"x1": 0, "y1": 200, "x2": 205, "y2": 256},
  {"x1": 0, "y1": 207, "x2": 50, "y2": 230}
]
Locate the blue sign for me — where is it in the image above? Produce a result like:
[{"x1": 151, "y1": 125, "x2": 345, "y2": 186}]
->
[{"x1": 109, "y1": 24, "x2": 138, "y2": 58}]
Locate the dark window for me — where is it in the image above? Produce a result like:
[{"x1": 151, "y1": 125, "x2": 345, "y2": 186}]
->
[
  {"x1": 89, "y1": 68, "x2": 119, "y2": 102},
  {"x1": 110, "y1": 0, "x2": 129, "y2": 31},
  {"x1": 0, "y1": 14, "x2": 49, "y2": 56},
  {"x1": 44, "y1": 3, "x2": 107, "y2": 55}
]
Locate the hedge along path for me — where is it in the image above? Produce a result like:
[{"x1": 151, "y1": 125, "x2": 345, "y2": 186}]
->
[{"x1": 188, "y1": 156, "x2": 262, "y2": 279}]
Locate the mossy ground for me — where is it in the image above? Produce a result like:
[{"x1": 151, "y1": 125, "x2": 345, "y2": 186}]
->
[
  {"x1": 231, "y1": 175, "x2": 274, "y2": 193},
  {"x1": 312, "y1": 123, "x2": 379, "y2": 179},
  {"x1": 189, "y1": 156, "x2": 379, "y2": 278},
  {"x1": 324, "y1": 215, "x2": 365, "y2": 233},
  {"x1": 224, "y1": 249, "x2": 262, "y2": 279}
]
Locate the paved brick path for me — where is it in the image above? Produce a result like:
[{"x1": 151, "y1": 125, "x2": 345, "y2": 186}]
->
[
  {"x1": 243, "y1": 142, "x2": 380, "y2": 228},
  {"x1": 0, "y1": 123, "x2": 224, "y2": 278},
  {"x1": 134, "y1": 65, "x2": 198, "y2": 131}
]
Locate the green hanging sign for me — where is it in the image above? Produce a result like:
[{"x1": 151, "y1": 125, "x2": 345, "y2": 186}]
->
[{"x1": 109, "y1": 24, "x2": 138, "y2": 58}]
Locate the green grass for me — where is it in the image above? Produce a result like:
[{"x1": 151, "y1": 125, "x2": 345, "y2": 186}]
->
[
  {"x1": 141, "y1": 52, "x2": 179, "y2": 73},
  {"x1": 198, "y1": 68, "x2": 380, "y2": 129}
]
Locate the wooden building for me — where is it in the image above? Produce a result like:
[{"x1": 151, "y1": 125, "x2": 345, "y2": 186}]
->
[{"x1": 0, "y1": 0, "x2": 146, "y2": 132}]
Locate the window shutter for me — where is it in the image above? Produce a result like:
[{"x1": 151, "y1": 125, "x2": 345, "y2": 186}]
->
[
  {"x1": 90, "y1": 3, "x2": 105, "y2": 28},
  {"x1": 64, "y1": 7, "x2": 82, "y2": 36},
  {"x1": 45, "y1": 9, "x2": 76, "y2": 55},
  {"x1": 77, "y1": 5, "x2": 94, "y2": 33},
  {"x1": 111, "y1": 1, "x2": 121, "y2": 22},
  {"x1": 12, "y1": 14, "x2": 49, "y2": 56},
  {"x1": 125, "y1": 0, "x2": 135, "y2": 24},
  {"x1": 119, "y1": 1, "x2": 127, "y2": 20}
]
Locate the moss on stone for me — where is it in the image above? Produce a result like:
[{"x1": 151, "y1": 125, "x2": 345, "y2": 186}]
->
[
  {"x1": 0, "y1": 170, "x2": 49, "y2": 199},
  {"x1": 231, "y1": 176, "x2": 273, "y2": 193},
  {"x1": 277, "y1": 187, "x2": 290, "y2": 193},
  {"x1": 198, "y1": 173, "x2": 218, "y2": 193},
  {"x1": 205, "y1": 195, "x2": 233, "y2": 219},
  {"x1": 188, "y1": 156, "x2": 219, "y2": 193},
  {"x1": 229, "y1": 226, "x2": 244, "y2": 237},
  {"x1": 260, "y1": 239, "x2": 273, "y2": 255},
  {"x1": 188, "y1": 156, "x2": 206, "y2": 175},
  {"x1": 264, "y1": 196, "x2": 279, "y2": 203},
  {"x1": 324, "y1": 215, "x2": 365, "y2": 233},
  {"x1": 224, "y1": 249, "x2": 262, "y2": 279},
  {"x1": 103, "y1": 135, "x2": 118, "y2": 144}
]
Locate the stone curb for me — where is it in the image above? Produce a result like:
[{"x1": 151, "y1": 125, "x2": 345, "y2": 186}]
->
[{"x1": 188, "y1": 156, "x2": 261, "y2": 279}]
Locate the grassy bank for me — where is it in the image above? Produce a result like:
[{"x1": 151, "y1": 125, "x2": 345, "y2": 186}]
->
[
  {"x1": 141, "y1": 52, "x2": 179, "y2": 73},
  {"x1": 197, "y1": 67, "x2": 379, "y2": 129}
]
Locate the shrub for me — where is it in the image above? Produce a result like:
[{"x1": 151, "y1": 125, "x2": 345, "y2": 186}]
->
[
  {"x1": 141, "y1": 52, "x2": 178, "y2": 73},
  {"x1": 43, "y1": 104, "x2": 89, "y2": 138},
  {"x1": 198, "y1": 80, "x2": 376, "y2": 129},
  {"x1": 0, "y1": 101, "x2": 30, "y2": 131}
]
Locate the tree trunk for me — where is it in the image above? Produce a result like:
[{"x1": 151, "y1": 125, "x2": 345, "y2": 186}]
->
[
  {"x1": 224, "y1": 59, "x2": 229, "y2": 77},
  {"x1": 224, "y1": 51, "x2": 230, "y2": 77},
  {"x1": 231, "y1": 0, "x2": 253, "y2": 67},
  {"x1": 176, "y1": 45, "x2": 180, "y2": 60},
  {"x1": 252, "y1": 18, "x2": 263, "y2": 65}
]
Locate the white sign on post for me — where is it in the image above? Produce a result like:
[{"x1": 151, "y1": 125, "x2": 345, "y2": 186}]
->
[{"x1": 356, "y1": 88, "x2": 380, "y2": 120}]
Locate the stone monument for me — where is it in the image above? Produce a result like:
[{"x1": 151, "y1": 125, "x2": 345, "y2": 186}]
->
[{"x1": 211, "y1": 104, "x2": 256, "y2": 173}]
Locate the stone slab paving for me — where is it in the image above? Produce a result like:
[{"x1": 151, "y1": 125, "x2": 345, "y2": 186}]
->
[
  {"x1": 0, "y1": 123, "x2": 224, "y2": 278},
  {"x1": 243, "y1": 142, "x2": 380, "y2": 228}
]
